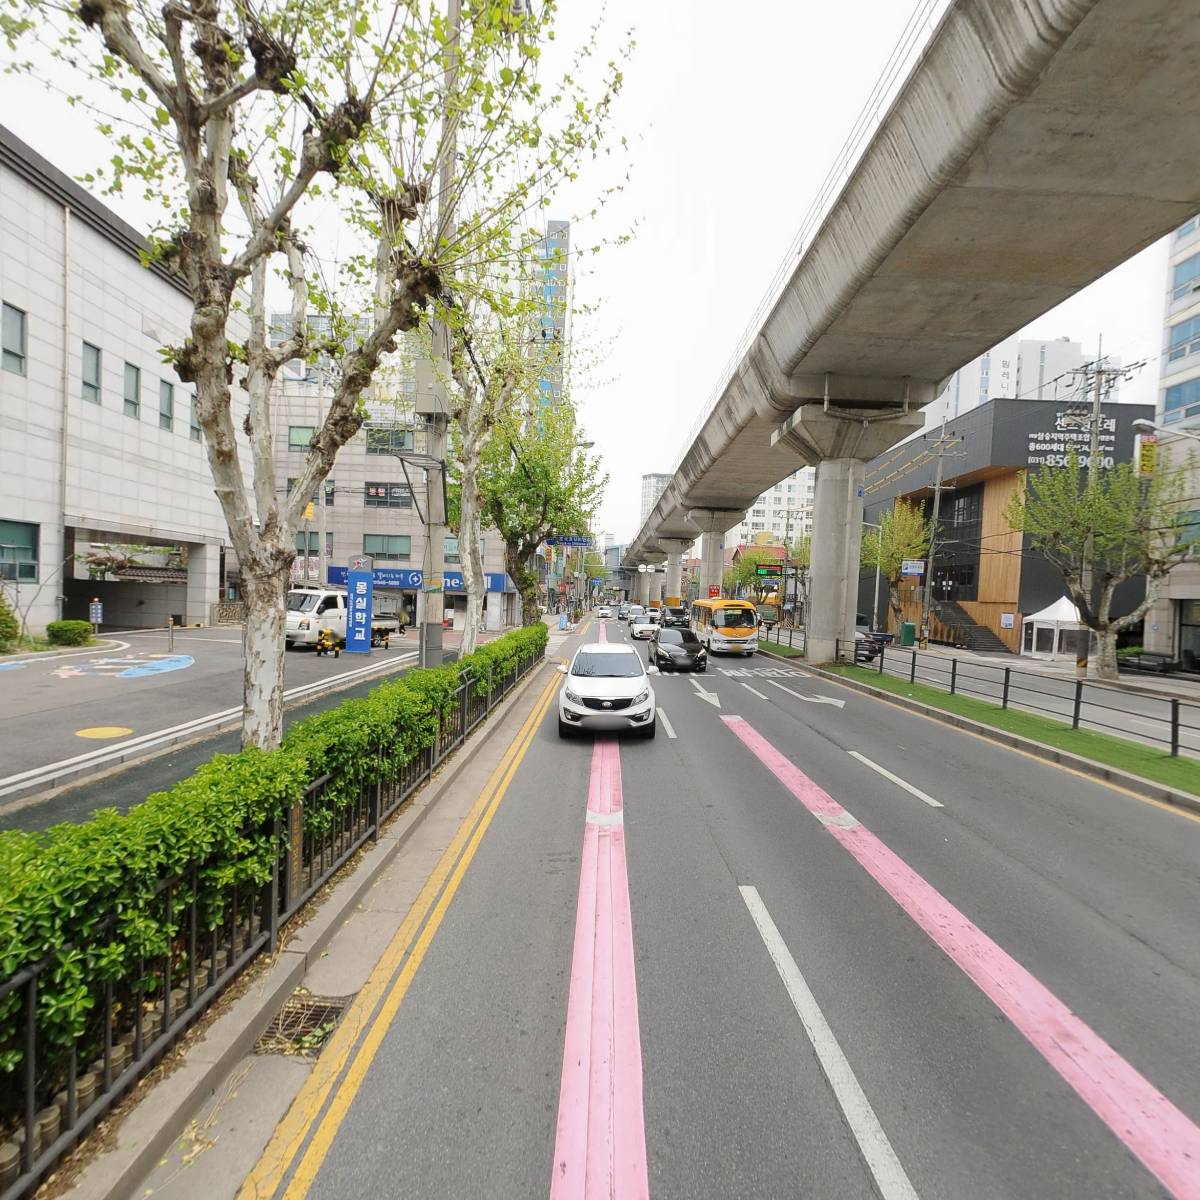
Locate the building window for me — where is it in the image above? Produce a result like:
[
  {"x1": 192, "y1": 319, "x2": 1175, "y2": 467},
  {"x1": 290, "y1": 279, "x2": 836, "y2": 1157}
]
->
[
  {"x1": 190, "y1": 399, "x2": 201, "y2": 442},
  {"x1": 82, "y1": 342, "x2": 101, "y2": 403},
  {"x1": 365, "y1": 427, "x2": 414, "y2": 454},
  {"x1": 1164, "y1": 378, "x2": 1200, "y2": 423},
  {"x1": 444, "y1": 535, "x2": 460, "y2": 564},
  {"x1": 159, "y1": 380, "x2": 174, "y2": 431},
  {"x1": 1176, "y1": 217, "x2": 1198, "y2": 240},
  {"x1": 287, "y1": 478, "x2": 335, "y2": 507},
  {"x1": 1171, "y1": 252, "x2": 1200, "y2": 300},
  {"x1": 123, "y1": 362, "x2": 140, "y2": 418},
  {"x1": 365, "y1": 482, "x2": 412, "y2": 508},
  {"x1": 2, "y1": 303, "x2": 26, "y2": 375},
  {"x1": 1167, "y1": 314, "x2": 1200, "y2": 364},
  {"x1": 363, "y1": 534, "x2": 410, "y2": 561},
  {"x1": 288, "y1": 425, "x2": 314, "y2": 452},
  {"x1": 0, "y1": 519, "x2": 38, "y2": 582},
  {"x1": 295, "y1": 531, "x2": 331, "y2": 554}
]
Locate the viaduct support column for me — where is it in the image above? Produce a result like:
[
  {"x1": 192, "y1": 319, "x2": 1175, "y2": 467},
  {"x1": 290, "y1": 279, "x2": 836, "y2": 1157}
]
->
[
  {"x1": 687, "y1": 510, "x2": 744, "y2": 600},
  {"x1": 772, "y1": 407, "x2": 923, "y2": 662},
  {"x1": 635, "y1": 568, "x2": 651, "y2": 606},
  {"x1": 656, "y1": 538, "x2": 691, "y2": 606}
]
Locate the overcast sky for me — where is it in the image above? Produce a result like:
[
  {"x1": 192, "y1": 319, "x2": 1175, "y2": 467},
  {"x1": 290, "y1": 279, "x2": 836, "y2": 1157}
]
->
[{"x1": 1, "y1": 1, "x2": 1170, "y2": 545}]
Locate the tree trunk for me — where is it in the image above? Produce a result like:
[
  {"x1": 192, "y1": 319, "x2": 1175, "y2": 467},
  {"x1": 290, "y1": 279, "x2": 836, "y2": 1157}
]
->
[
  {"x1": 458, "y1": 429, "x2": 484, "y2": 657},
  {"x1": 1094, "y1": 626, "x2": 1120, "y2": 682},
  {"x1": 240, "y1": 558, "x2": 290, "y2": 750},
  {"x1": 507, "y1": 542, "x2": 540, "y2": 625}
]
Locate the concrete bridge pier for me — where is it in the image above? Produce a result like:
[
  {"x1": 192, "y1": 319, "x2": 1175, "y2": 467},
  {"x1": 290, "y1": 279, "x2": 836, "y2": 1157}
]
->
[
  {"x1": 687, "y1": 511, "x2": 744, "y2": 599},
  {"x1": 656, "y1": 539, "x2": 692, "y2": 606},
  {"x1": 773, "y1": 407, "x2": 923, "y2": 662},
  {"x1": 634, "y1": 568, "x2": 651, "y2": 606}
]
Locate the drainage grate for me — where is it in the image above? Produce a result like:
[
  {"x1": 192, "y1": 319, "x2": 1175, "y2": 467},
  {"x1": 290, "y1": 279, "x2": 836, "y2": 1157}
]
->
[{"x1": 255, "y1": 991, "x2": 353, "y2": 1058}]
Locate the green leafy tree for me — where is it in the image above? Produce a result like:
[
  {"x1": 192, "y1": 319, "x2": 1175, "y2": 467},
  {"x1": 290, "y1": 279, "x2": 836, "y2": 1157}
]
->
[
  {"x1": 860, "y1": 500, "x2": 932, "y2": 630},
  {"x1": 732, "y1": 548, "x2": 782, "y2": 598},
  {"x1": 477, "y1": 402, "x2": 606, "y2": 622},
  {"x1": 1005, "y1": 451, "x2": 1197, "y2": 680},
  {"x1": 11, "y1": 1, "x2": 625, "y2": 747},
  {"x1": 0, "y1": 592, "x2": 18, "y2": 650}
]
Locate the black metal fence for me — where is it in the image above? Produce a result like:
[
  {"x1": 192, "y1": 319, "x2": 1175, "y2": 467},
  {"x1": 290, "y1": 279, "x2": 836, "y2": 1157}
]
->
[
  {"x1": 833, "y1": 640, "x2": 1199, "y2": 758},
  {"x1": 0, "y1": 650, "x2": 543, "y2": 1200},
  {"x1": 760, "y1": 624, "x2": 807, "y2": 655}
]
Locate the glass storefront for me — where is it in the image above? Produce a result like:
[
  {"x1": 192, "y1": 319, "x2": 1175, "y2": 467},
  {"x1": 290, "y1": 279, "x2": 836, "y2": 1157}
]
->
[{"x1": 1180, "y1": 599, "x2": 1200, "y2": 672}]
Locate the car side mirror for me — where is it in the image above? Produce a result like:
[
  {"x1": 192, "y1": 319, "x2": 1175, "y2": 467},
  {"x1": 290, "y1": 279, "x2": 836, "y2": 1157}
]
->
[{"x1": 556, "y1": 663, "x2": 568, "y2": 674}]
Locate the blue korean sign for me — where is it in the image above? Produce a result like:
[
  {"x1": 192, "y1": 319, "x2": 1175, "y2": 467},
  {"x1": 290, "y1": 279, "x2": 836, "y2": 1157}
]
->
[
  {"x1": 327, "y1": 566, "x2": 512, "y2": 593},
  {"x1": 345, "y1": 569, "x2": 374, "y2": 654},
  {"x1": 545, "y1": 536, "x2": 592, "y2": 547}
]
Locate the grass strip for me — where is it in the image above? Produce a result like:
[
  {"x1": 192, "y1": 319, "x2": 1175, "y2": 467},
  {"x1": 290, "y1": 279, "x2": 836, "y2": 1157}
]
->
[
  {"x1": 758, "y1": 639, "x2": 807, "y2": 658},
  {"x1": 823, "y1": 663, "x2": 1199, "y2": 798}
]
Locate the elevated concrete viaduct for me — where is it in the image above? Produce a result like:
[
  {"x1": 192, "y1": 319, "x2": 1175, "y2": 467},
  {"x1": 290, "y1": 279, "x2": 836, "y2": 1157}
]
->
[{"x1": 623, "y1": 0, "x2": 1200, "y2": 659}]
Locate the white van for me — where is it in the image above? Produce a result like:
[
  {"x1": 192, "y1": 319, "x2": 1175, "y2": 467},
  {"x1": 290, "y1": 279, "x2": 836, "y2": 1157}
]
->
[{"x1": 285, "y1": 586, "x2": 404, "y2": 648}]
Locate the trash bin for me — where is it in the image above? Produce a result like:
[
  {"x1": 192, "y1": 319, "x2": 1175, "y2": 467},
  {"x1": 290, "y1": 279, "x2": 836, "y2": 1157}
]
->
[{"x1": 900, "y1": 621, "x2": 916, "y2": 647}]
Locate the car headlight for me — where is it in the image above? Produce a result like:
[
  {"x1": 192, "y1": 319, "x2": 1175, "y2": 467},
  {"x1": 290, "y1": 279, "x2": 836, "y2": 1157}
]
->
[
  {"x1": 697, "y1": 648, "x2": 707, "y2": 658},
  {"x1": 634, "y1": 689, "x2": 650, "y2": 705},
  {"x1": 565, "y1": 688, "x2": 583, "y2": 704},
  {"x1": 298, "y1": 619, "x2": 310, "y2": 630}
]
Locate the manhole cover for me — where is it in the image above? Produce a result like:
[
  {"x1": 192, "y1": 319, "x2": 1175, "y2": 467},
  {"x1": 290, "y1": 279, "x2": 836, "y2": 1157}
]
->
[{"x1": 255, "y1": 991, "x2": 352, "y2": 1058}]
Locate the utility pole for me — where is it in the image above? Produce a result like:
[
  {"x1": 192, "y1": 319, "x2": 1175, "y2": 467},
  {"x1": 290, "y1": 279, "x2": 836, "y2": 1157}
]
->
[
  {"x1": 918, "y1": 420, "x2": 952, "y2": 649},
  {"x1": 1077, "y1": 335, "x2": 1104, "y2": 679},
  {"x1": 416, "y1": 0, "x2": 461, "y2": 668}
]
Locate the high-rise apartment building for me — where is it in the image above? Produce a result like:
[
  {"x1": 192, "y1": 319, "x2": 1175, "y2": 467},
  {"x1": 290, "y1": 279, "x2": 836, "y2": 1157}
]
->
[
  {"x1": 535, "y1": 219, "x2": 570, "y2": 412},
  {"x1": 1143, "y1": 216, "x2": 1200, "y2": 669},
  {"x1": 726, "y1": 466, "x2": 816, "y2": 548},
  {"x1": 929, "y1": 335, "x2": 1092, "y2": 427},
  {"x1": 639, "y1": 473, "x2": 672, "y2": 526}
]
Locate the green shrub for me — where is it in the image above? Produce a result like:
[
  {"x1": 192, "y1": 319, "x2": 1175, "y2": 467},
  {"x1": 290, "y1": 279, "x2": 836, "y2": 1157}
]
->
[
  {"x1": 45, "y1": 619, "x2": 94, "y2": 646},
  {"x1": 0, "y1": 593, "x2": 17, "y2": 648},
  {"x1": 0, "y1": 622, "x2": 547, "y2": 1088}
]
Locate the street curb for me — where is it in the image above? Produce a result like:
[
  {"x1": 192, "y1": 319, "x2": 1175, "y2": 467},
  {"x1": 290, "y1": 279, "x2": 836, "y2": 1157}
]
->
[
  {"x1": 757, "y1": 648, "x2": 1200, "y2": 819},
  {"x1": 62, "y1": 659, "x2": 551, "y2": 1200}
]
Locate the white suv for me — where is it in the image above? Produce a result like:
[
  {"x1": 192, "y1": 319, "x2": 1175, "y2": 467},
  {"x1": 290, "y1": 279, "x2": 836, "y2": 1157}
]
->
[{"x1": 557, "y1": 644, "x2": 656, "y2": 739}]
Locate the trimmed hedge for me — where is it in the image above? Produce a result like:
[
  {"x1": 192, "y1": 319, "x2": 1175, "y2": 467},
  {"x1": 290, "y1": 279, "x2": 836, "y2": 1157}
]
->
[
  {"x1": 0, "y1": 622, "x2": 547, "y2": 1087},
  {"x1": 45, "y1": 620, "x2": 93, "y2": 646}
]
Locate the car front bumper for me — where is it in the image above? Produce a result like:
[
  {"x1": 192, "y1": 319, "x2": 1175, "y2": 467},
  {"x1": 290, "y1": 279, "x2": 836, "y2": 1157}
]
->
[{"x1": 559, "y1": 695, "x2": 655, "y2": 730}]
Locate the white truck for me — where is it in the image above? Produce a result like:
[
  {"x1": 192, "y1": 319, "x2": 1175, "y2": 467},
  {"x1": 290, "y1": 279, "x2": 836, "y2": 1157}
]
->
[{"x1": 285, "y1": 585, "x2": 406, "y2": 649}]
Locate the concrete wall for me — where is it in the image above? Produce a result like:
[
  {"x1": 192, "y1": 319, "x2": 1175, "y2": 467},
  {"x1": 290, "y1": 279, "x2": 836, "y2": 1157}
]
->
[{"x1": 63, "y1": 578, "x2": 187, "y2": 629}]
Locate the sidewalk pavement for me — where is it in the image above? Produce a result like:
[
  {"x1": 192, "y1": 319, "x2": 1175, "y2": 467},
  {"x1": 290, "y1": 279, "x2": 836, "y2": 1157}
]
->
[{"x1": 906, "y1": 642, "x2": 1200, "y2": 702}]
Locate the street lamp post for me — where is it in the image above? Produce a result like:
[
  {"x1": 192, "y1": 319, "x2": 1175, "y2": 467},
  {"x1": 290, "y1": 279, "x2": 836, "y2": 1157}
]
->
[
  {"x1": 1132, "y1": 417, "x2": 1200, "y2": 444},
  {"x1": 862, "y1": 520, "x2": 883, "y2": 633}
]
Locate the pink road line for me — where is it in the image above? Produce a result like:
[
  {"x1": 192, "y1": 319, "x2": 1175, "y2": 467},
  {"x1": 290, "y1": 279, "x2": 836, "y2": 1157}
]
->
[
  {"x1": 722, "y1": 715, "x2": 1200, "y2": 1200},
  {"x1": 550, "y1": 738, "x2": 649, "y2": 1200},
  {"x1": 598, "y1": 622, "x2": 607, "y2": 644}
]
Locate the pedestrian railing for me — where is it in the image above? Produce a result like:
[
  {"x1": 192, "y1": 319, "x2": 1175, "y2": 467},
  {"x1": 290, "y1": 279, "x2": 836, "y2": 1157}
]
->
[
  {"x1": 0, "y1": 647, "x2": 544, "y2": 1200},
  {"x1": 760, "y1": 624, "x2": 807, "y2": 655},
  {"x1": 833, "y1": 640, "x2": 1199, "y2": 759}
]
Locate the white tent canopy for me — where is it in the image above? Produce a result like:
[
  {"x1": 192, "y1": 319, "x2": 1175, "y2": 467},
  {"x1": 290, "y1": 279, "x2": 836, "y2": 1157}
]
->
[{"x1": 1021, "y1": 596, "x2": 1091, "y2": 659}]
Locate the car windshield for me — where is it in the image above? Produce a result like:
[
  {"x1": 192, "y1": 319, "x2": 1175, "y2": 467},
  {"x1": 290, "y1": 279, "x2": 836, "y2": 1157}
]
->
[
  {"x1": 657, "y1": 629, "x2": 700, "y2": 647},
  {"x1": 628, "y1": 607, "x2": 645, "y2": 615},
  {"x1": 287, "y1": 592, "x2": 320, "y2": 612},
  {"x1": 571, "y1": 651, "x2": 644, "y2": 678},
  {"x1": 715, "y1": 607, "x2": 756, "y2": 628},
  {"x1": 668, "y1": 608, "x2": 687, "y2": 618}
]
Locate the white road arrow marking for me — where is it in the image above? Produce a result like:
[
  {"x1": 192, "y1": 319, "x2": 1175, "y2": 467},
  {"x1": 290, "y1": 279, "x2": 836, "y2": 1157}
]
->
[
  {"x1": 689, "y1": 676, "x2": 721, "y2": 708},
  {"x1": 768, "y1": 680, "x2": 846, "y2": 709}
]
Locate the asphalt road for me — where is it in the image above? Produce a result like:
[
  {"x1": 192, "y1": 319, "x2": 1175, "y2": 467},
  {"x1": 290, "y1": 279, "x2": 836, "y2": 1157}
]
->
[
  {"x1": 0, "y1": 628, "x2": 419, "y2": 829},
  {"x1": 229, "y1": 615, "x2": 1200, "y2": 1200}
]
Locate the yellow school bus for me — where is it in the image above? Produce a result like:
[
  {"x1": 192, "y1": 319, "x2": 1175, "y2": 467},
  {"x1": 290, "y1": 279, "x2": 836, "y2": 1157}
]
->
[{"x1": 690, "y1": 597, "x2": 759, "y2": 655}]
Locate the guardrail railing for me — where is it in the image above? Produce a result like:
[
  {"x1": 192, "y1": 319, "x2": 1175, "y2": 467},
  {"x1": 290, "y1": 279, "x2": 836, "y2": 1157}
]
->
[
  {"x1": 0, "y1": 648, "x2": 543, "y2": 1200},
  {"x1": 833, "y1": 640, "x2": 1199, "y2": 759}
]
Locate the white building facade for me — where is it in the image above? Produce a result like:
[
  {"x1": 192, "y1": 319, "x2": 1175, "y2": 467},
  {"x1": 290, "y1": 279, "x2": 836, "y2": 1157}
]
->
[
  {"x1": 0, "y1": 125, "x2": 250, "y2": 634},
  {"x1": 726, "y1": 466, "x2": 816, "y2": 548},
  {"x1": 273, "y1": 379, "x2": 519, "y2": 631},
  {"x1": 1144, "y1": 217, "x2": 1200, "y2": 670}
]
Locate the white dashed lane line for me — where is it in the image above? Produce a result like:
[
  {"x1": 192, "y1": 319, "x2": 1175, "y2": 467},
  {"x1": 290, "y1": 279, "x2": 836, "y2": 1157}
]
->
[{"x1": 848, "y1": 750, "x2": 944, "y2": 809}]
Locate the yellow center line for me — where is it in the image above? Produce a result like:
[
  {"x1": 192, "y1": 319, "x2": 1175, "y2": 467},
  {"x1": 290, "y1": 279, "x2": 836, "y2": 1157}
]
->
[{"x1": 238, "y1": 667, "x2": 559, "y2": 1200}]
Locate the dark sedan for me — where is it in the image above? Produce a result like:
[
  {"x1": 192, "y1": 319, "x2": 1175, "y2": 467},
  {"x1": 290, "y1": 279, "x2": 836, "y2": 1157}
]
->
[
  {"x1": 649, "y1": 627, "x2": 708, "y2": 672},
  {"x1": 661, "y1": 606, "x2": 690, "y2": 628}
]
